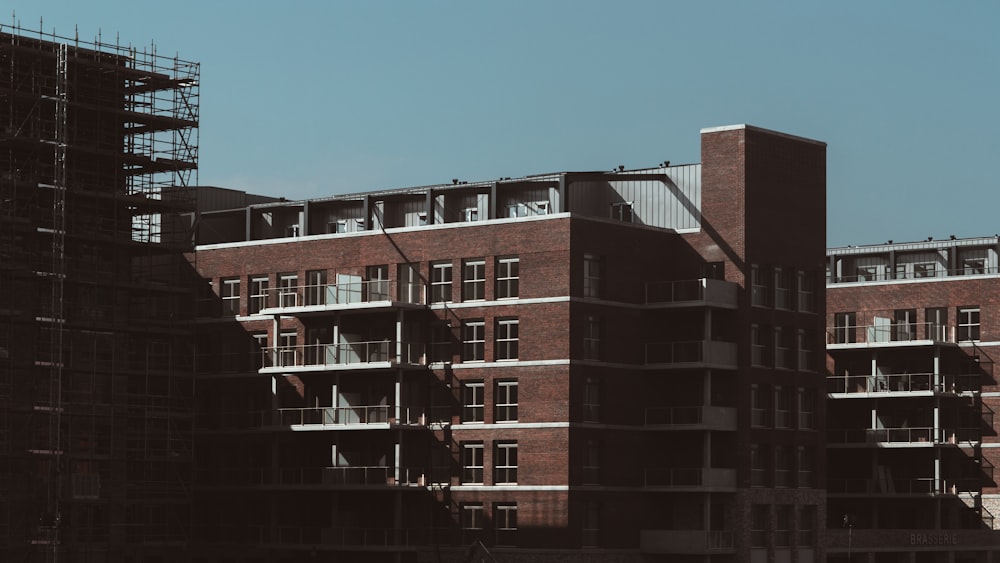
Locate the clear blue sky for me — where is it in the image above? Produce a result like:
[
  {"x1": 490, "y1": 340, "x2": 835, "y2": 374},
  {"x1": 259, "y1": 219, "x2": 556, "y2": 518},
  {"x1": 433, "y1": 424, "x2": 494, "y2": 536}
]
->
[{"x1": 5, "y1": 1, "x2": 998, "y2": 247}]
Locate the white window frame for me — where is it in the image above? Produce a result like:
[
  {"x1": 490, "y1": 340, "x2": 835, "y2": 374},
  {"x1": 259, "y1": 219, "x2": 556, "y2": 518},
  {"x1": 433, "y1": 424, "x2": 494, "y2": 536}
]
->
[
  {"x1": 221, "y1": 277, "x2": 240, "y2": 316},
  {"x1": 495, "y1": 380, "x2": 518, "y2": 422},
  {"x1": 495, "y1": 318, "x2": 518, "y2": 361},
  {"x1": 583, "y1": 315, "x2": 601, "y2": 360},
  {"x1": 462, "y1": 258, "x2": 486, "y2": 301},
  {"x1": 249, "y1": 275, "x2": 268, "y2": 314},
  {"x1": 461, "y1": 442, "x2": 484, "y2": 484},
  {"x1": 462, "y1": 320, "x2": 485, "y2": 362},
  {"x1": 495, "y1": 256, "x2": 519, "y2": 299},
  {"x1": 278, "y1": 272, "x2": 298, "y2": 307},
  {"x1": 583, "y1": 254, "x2": 601, "y2": 298},
  {"x1": 305, "y1": 270, "x2": 326, "y2": 306},
  {"x1": 462, "y1": 381, "x2": 484, "y2": 423},
  {"x1": 464, "y1": 207, "x2": 479, "y2": 222},
  {"x1": 958, "y1": 307, "x2": 981, "y2": 341},
  {"x1": 494, "y1": 441, "x2": 518, "y2": 484},
  {"x1": 430, "y1": 261, "x2": 453, "y2": 303},
  {"x1": 494, "y1": 503, "x2": 517, "y2": 546}
]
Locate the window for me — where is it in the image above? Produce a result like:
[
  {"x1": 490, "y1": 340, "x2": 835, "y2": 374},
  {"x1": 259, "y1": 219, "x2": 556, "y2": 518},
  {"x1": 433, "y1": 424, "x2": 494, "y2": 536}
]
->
[
  {"x1": 583, "y1": 316, "x2": 601, "y2": 360},
  {"x1": 702, "y1": 261, "x2": 725, "y2": 280},
  {"x1": 798, "y1": 447, "x2": 815, "y2": 488},
  {"x1": 751, "y1": 385, "x2": 769, "y2": 427},
  {"x1": 582, "y1": 502, "x2": 600, "y2": 547},
  {"x1": 751, "y1": 324, "x2": 769, "y2": 367},
  {"x1": 856, "y1": 265, "x2": 878, "y2": 282},
  {"x1": 774, "y1": 267, "x2": 793, "y2": 310},
  {"x1": 775, "y1": 386, "x2": 793, "y2": 428},
  {"x1": 495, "y1": 380, "x2": 518, "y2": 422},
  {"x1": 798, "y1": 388, "x2": 815, "y2": 429},
  {"x1": 926, "y1": 307, "x2": 947, "y2": 340},
  {"x1": 494, "y1": 441, "x2": 518, "y2": 484},
  {"x1": 418, "y1": 211, "x2": 428, "y2": 226},
  {"x1": 278, "y1": 331, "x2": 296, "y2": 367},
  {"x1": 462, "y1": 381, "x2": 484, "y2": 423},
  {"x1": 305, "y1": 270, "x2": 326, "y2": 306},
  {"x1": 366, "y1": 265, "x2": 389, "y2": 301},
  {"x1": 610, "y1": 201, "x2": 633, "y2": 222},
  {"x1": 750, "y1": 504, "x2": 768, "y2": 547},
  {"x1": 775, "y1": 505, "x2": 792, "y2": 546},
  {"x1": 496, "y1": 256, "x2": 519, "y2": 299},
  {"x1": 397, "y1": 263, "x2": 421, "y2": 304},
  {"x1": 278, "y1": 272, "x2": 298, "y2": 307},
  {"x1": 462, "y1": 259, "x2": 486, "y2": 301},
  {"x1": 963, "y1": 258, "x2": 987, "y2": 275},
  {"x1": 462, "y1": 320, "x2": 485, "y2": 362},
  {"x1": 495, "y1": 318, "x2": 518, "y2": 360},
  {"x1": 460, "y1": 503, "x2": 484, "y2": 542},
  {"x1": 914, "y1": 262, "x2": 936, "y2": 278},
  {"x1": 797, "y1": 270, "x2": 815, "y2": 313},
  {"x1": 464, "y1": 207, "x2": 479, "y2": 222},
  {"x1": 249, "y1": 275, "x2": 268, "y2": 314},
  {"x1": 583, "y1": 378, "x2": 601, "y2": 422},
  {"x1": 494, "y1": 503, "x2": 517, "y2": 546},
  {"x1": 797, "y1": 329, "x2": 815, "y2": 372},
  {"x1": 583, "y1": 440, "x2": 600, "y2": 485},
  {"x1": 798, "y1": 506, "x2": 817, "y2": 545},
  {"x1": 221, "y1": 278, "x2": 240, "y2": 316},
  {"x1": 834, "y1": 312, "x2": 857, "y2": 344},
  {"x1": 328, "y1": 220, "x2": 347, "y2": 234},
  {"x1": 430, "y1": 261, "x2": 453, "y2": 303},
  {"x1": 775, "y1": 445, "x2": 792, "y2": 487},
  {"x1": 461, "y1": 442, "x2": 484, "y2": 483},
  {"x1": 430, "y1": 322, "x2": 452, "y2": 363},
  {"x1": 583, "y1": 254, "x2": 601, "y2": 298},
  {"x1": 775, "y1": 327, "x2": 792, "y2": 369},
  {"x1": 893, "y1": 309, "x2": 917, "y2": 341},
  {"x1": 251, "y1": 332, "x2": 268, "y2": 370},
  {"x1": 751, "y1": 265, "x2": 769, "y2": 307},
  {"x1": 958, "y1": 307, "x2": 981, "y2": 341},
  {"x1": 750, "y1": 444, "x2": 768, "y2": 487}
]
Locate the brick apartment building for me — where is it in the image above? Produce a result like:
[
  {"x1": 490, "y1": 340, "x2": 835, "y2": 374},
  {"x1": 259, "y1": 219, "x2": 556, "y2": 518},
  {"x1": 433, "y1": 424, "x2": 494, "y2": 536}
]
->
[
  {"x1": 825, "y1": 238, "x2": 1000, "y2": 563},
  {"x1": 188, "y1": 124, "x2": 827, "y2": 563}
]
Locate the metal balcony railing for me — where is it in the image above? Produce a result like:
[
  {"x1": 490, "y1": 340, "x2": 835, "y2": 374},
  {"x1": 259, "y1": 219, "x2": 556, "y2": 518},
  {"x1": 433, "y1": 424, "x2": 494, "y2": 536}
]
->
[
  {"x1": 827, "y1": 477, "x2": 976, "y2": 495},
  {"x1": 644, "y1": 406, "x2": 738, "y2": 428},
  {"x1": 644, "y1": 340, "x2": 737, "y2": 367},
  {"x1": 826, "y1": 373, "x2": 980, "y2": 394},
  {"x1": 828, "y1": 322, "x2": 959, "y2": 345},
  {"x1": 644, "y1": 467, "x2": 736, "y2": 488},
  {"x1": 827, "y1": 427, "x2": 962, "y2": 445},
  {"x1": 262, "y1": 341, "x2": 425, "y2": 369},
  {"x1": 644, "y1": 278, "x2": 738, "y2": 307},
  {"x1": 277, "y1": 406, "x2": 438, "y2": 426},
  {"x1": 260, "y1": 280, "x2": 426, "y2": 312}
]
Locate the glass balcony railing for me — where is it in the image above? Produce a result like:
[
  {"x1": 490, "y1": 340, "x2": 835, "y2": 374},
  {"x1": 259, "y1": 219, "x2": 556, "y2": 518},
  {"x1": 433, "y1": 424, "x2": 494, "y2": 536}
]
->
[
  {"x1": 826, "y1": 373, "x2": 980, "y2": 394},
  {"x1": 644, "y1": 278, "x2": 738, "y2": 308},
  {"x1": 261, "y1": 341, "x2": 425, "y2": 370},
  {"x1": 644, "y1": 406, "x2": 738, "y2": 429},
  {"x1": 644, "y1": 341, "x2": 737, "y2": 368},
  {"x1": 827, "y1": 427, "x2": 965, "y2": 445},
  {"x1": 643, "y1": 467, "x2": 736, "y2": 489},
  {"x1": 828, "y1": 322, "x2": 958, "y2": 345},
  {"x1": 258, "y1": 280, "x2": 426, "y2": 313}
]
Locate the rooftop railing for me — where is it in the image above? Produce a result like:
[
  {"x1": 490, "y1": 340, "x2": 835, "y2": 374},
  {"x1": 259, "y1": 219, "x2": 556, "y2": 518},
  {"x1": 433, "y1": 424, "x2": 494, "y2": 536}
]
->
[{"x1": 829, "y1": 265, "x2": 1000, "y2": 285}]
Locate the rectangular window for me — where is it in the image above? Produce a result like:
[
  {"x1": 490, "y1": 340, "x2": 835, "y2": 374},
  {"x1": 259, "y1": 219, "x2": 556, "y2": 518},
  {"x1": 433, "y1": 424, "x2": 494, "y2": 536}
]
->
[
  {"x1": 751, "y1": 504, "x2": 768, "y2": 547},
  {"x1": 494, "y1": 503, "x2": 517, "y2": 546},
  {"x1": 278, "y1": 272, "x2": 298, "y2": 307},
  {"x1": 221, "y1": 277, "x2": 240, "y2": 316},
  {"x1": 583, "y1": 315, "x2": 602, "y2": 360},
  {"x1": 856, "y1": 265, "x2": 878, "y2": 282},
  {"x1": 430, "y1": 261, "x2": 453, "y2": 303},
  {"x1": 775, "y1": 386, "x2": 793, "y2": 429},
  {"x1": 774, "y1": 267, "x2": 793, "y2": 310},
  {"x1": 495, "y1": 380, "x2": 518, "y2": 422},
  {"x1": 798, "y1": 506, "x2": 817, "y2": 546},
  {"x1": 797, "y1": 329, "x2": 815, "y2": 372},
  {"x1": 926, "y1": 307, "x2": 948, "y2": 340},
  {"x1": 798, "y1": 447, "x2": 815, "y2": 488},
  {"x1": 834, "y1": 312, "x2": 857, "y2": 344},
  {"x1": 305, "y1": 270, "x2": 326, "y2": 306},
  {"x1": 775, "y1": 327, "x2": 792, "y2": 369},
  {"x1": 462, "y1": 258, "x2": 486, "y2": 301},
  {"x1": 610, "y1": 201, "x2": 633, "y2": 222},
  {"x1": 430, "y1": 322, "x2": 452, "y2": 363},
  {"x1": 963, "y1": 258, "x2": 987, "y2": 275},
  {"x1": 958, "y1": 307, "x2": 981, "y2": 341},
  {"x1": 462, "y1": 381, "x2": 484, "y2": 423},
  {"x1": 583, "y1": 254, "x2": 601, "y2": 298},
  {"x1": 893, "y1": 309, "x2": 917, "y2": 341},
  {"x1": 775, "y1": 445, "x2": 792, "y2": 487},
  {"x1": 366, "y1": 265, "x2": 389, "y2": 301},
  {"x1": 462, "y1": 320, "x2": 485, "y2": 362},
  {"x1": 751, "y1": 265, "x2": 769, "y2": 307},
  {"x1": 495, "y1": 318, "x2": 519, "y2": 360},
  {"x1": 914, "y1": 262, "x2": 936, "y2": 278},
  {"x1": 751, "y1": 385, "x2": 769, "y2": 427},
  {"x1": 464, "y1": 207, "x2": 479, "y2": 222},
  {"x1": 496, "y1": 256, "x2": 519, "y2": 299},
  {"x1": 584, "y1": 378, "x2": 601, "y2": 422},
  {"x1": 797, "y1": 270, "x2": 815, "y2": 313},
  {"x1": 397, "y1": 262, "x2": 421, "y2": 304},
  {"x1": 582, "y1": 501, "x2": 600, "y2": 547},
  {"x1": 798, "y1": 388, "x2": 815, "y2": 429},
  {"x1": 461, "y1": 503, "x2": 484, "y2": 542},
  {"x1": 249, "y1": 275, "x2": 268, "y2": 314},
  {"x1": 583, "y1": 440, "x2": 600, "y2": 485},
  {"x1": 494, "y1": 441, "x2": 518, "y2": 484},
  {"x1": 750, "y1": 445, "x2": 768, "y2": 487},
  {"x1": 775, "y1": 505, "x2": 792, "y2": 546},
  {"x1": 278, "y1": 331, "x2": 296, "y2": 367},
  {"x1": 751, "y1": 324, "x2": 769, "y2": 367},
  {"x1": 328, "y1": 220, "x2": 347, "y2": 234},
  {"x1": 461, "y1": 442, "x2": 484, "y2": 483}
]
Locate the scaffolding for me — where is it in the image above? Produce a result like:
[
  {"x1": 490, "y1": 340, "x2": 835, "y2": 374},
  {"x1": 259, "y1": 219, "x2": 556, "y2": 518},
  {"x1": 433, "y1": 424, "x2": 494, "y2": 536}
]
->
[{"x1": 1, "y1": 19, "x2": 198, "y2": 563}]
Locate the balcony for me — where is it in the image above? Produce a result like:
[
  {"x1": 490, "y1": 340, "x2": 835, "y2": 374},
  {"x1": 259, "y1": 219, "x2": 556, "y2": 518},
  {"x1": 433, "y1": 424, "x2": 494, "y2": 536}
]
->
[
  {"x1": 258, "y1": 280, "x2": 426, "y2": 316},
  {"x1": 276, "y1": 406, "x2": 447, "y2": 428},
  {"x1": 259, "y1": 341, "x2": 425, "y2": 374},
  {"x1": 644, "y1": 340, "x2": 737, "y2": 369},
  {"x1": 643, "y1": 467, "x2": 736, "y2": 491},
  {"x1": 644, "y1": 406, "x2": 738, "y2": 430},
  {"x1": 827, "y1": 427, "x2": 963, "y2": 447},
  {"x1": 827, "y1": 477, "x2": 979, "y2": 495},
  {"x1": 193, "y1": 466, "x2": 429, "y2": 488},
  {"x1": 827, "y1": 373, "x2": 980, "y2": 395},
  {"x1": 644, "y1": 278, "x2": 738, "y2": 309},
  {"x1": 197, "y1": 526, "x2": 431, "y2": 549},
  {"x1": 827, "y1": 322, "x2": 959, "y2": 347},
  {"x1": 639, "y1": 530, "x2": 735, "y2": 554}
]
